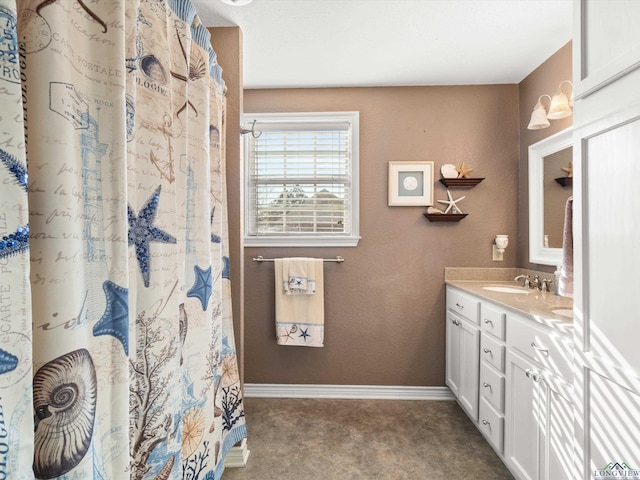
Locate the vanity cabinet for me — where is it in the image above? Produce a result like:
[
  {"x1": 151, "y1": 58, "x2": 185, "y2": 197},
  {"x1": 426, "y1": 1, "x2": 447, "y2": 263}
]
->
[
  {"x1": 445, "y1": 285, "x2": 575, "y2": 480},
  {"x1": 445, "y1": 288, "x2": 480, "y2": 421},
  {"x1": 504, "y1": 314, "x2": 575, "y2": 480}
]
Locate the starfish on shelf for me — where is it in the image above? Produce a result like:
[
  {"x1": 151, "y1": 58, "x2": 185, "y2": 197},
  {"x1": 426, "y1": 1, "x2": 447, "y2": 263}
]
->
[
  {"x1": 437, "y1": 189, "x2": 466, "y2": 214},
  {"x1": 561, "y1": 161, "x2": 573, "y2": 178},
  {"x1": 456, "y1": 162, "x2": 473, "y2": 178}
]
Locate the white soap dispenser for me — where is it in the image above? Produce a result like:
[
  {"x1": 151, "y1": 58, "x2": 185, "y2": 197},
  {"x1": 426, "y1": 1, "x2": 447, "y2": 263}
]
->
[{"x1": 554, "y1": 265, "x2": 562, "y2": 295}]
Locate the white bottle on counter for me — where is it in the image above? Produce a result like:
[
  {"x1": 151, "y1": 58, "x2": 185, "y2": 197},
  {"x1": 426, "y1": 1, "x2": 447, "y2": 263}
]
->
[{"x1": 554, "y1": 265, "x2": 562, "y2": 295}]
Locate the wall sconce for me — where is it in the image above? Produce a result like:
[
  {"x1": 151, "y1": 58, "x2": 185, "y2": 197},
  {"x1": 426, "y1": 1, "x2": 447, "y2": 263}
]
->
[
  {"x1": 493, "y1": 234, "x2": 509, "y2": 261},
  {"x1": 527, "y1": 80, "x2": 573, "y2": 130}
]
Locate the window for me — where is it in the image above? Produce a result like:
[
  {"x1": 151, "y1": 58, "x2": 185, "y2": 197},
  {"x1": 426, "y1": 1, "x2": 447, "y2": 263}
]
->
[{"x1": 243, "y1": 112, "x2": 359, "y2": 247}]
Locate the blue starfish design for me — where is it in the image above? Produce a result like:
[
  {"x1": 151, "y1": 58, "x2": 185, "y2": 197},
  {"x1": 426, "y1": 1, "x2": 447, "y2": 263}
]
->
[
  {"x1": 211, "y1": 207, "x2": 221, "y2": 243},
  {"x1": 187, "y1": 264, "x2": 212, "y2": 310},
  {"x1": 0, "y1": 348, "x2": 18, "y2": 375},
  {"x1": 0, "y1": 225, "x2": 29, "y2": 260},
  {"x1": 93, "y1": 280, "x2": 129, "y2": 355},
  {"x1": 299, "y1": 328, "x2": 311, "y2": 341},
  {"x1": 128, "y1": 186, "x2": 176, "y2": 287},
  {"x1": 0, "y1": 148, "x2": 28, "y2": 191},
  {"x1": 295, "y1": 280, "x2": 303, "y2": 287},
  {"x1": 222, "y1": 256, "x2": 231, "y2": 280}
]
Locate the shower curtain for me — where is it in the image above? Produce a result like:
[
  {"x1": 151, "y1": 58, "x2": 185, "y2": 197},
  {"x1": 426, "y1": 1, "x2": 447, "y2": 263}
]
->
[{"x1": 0, "y1": 0, "x2": 246, "y2": 478}]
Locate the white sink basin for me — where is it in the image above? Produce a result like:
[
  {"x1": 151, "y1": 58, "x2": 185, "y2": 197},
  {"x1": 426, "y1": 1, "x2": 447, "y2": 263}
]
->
[
  {"x1": 482, "y1": 286, "x2": 531, "y2": 294},
  {"x1": 552, "y1": 309, "x2": 573, "y2": 319}
]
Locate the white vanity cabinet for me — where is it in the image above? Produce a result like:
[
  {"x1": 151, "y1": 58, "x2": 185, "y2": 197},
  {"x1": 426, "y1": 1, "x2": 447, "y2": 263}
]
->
[
  {"x1": 445, "y1": 287, "x2": 480, "y2": 422},
  {"x1": 445, "y1": 284, "x2": 575, "y2": 480},
  {"x1": 504, "y1": 314, "x2": 575, "y2": 480}
]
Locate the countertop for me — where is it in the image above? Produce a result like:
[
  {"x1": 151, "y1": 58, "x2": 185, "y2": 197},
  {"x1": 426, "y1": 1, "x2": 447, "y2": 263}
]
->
[{"x1": 446, "y1": 279, "x2": 574, "y2": 334}]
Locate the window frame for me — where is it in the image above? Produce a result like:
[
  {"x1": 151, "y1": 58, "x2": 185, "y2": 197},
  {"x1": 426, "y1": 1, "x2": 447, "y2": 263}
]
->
[{"x1": 243, "y1": 111, "x2": 360, "y2": 247}]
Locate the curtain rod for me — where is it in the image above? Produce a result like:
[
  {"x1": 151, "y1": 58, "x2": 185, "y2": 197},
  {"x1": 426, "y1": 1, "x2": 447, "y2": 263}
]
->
[{"x1": 252, "y1": 256, "x2": 344, "y2": 263}]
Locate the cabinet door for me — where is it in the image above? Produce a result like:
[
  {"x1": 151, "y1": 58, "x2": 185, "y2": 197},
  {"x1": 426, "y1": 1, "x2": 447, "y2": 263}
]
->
[
  {"x1": 445, "y1": 312, "x2": 461, "y2": 398},
  {"x1": 538, "y1": 375, "x2": 575, "y2": 480},
  {"x1": 446, "y1": 311, "x2": 480, "y2": 422},
  {"x1": 505, "y1": 350, "x2": 539, "y2": 480},
  {"x1": 458, "y1": 317, "x2": 480, "y2": 422},
  {"x1": 574, "y1": 0, "x2": 640, "y2": 99}
]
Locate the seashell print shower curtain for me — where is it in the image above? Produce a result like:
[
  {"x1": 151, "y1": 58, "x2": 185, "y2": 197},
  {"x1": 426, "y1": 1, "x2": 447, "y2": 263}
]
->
[{"x1": 0, "y1": 0, "x2": 246, "y2": 478}]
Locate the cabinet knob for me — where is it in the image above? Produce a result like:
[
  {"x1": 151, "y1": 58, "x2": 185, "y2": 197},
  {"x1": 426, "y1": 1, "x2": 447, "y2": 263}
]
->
[
  {"x1": 530, "y1": 342, "x2": 549, "y2": 355},
  {"x1": 455, "y1": 302, "x2": 464, "y2": 309},
  {"x1": 483, "y1": 348, "x2": 492, "y2": 355},
  {"x1": 525, "y1": 369, "x2": 540, "y2": 382},
  {"x1": 482, "y1": 419, "x2": 490, "y2": 426},
  {"x1": 484, "y1": 319, "x2": 493, "y2": 325},
  {"x1": 482, "y1": 382, "x2": 492, "y2": 389}
]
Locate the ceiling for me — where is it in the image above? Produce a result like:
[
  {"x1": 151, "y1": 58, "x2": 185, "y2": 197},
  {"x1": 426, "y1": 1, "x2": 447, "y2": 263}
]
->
[{"x1": 192, "y1": 0, "x2": 573, "y2": 89}]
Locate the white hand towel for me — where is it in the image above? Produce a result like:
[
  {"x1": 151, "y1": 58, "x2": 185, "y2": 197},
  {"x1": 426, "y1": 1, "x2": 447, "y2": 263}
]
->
[{"x1": 275, "y1": 258, "x2": 324, "y2": 347}]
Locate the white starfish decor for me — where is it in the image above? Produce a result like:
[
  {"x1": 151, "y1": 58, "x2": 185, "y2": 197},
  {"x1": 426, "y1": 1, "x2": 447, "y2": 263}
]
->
[{"x1": 437, "y1": 189, "x2": 466, "y2": 214}]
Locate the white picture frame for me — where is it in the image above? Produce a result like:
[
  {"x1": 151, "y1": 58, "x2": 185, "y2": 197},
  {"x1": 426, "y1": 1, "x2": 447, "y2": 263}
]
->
[{"x1": 388, "y1": 161, "x2": 434, "y2": 206}]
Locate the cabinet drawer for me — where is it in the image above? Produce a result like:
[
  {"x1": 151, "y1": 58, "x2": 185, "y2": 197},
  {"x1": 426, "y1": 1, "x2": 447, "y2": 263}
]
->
[
  {"x1": 480, "y1": 362, "x2": 505, "y2": 412},
  {"x1": 481, "y1": 302, "x2": 506, "y2": 340},
  {"x1": 447, "y1": 288, "x2": 479, "y2": 324},
  {"x1": 481, "y1": 334, "x2": 505, "y2": 372},
  {"x1": 479, "y1": 398, "x2": 504, "y2": 454},
  {"x1": 507, "y1": 315, "x2": 573, "y2": 380}
]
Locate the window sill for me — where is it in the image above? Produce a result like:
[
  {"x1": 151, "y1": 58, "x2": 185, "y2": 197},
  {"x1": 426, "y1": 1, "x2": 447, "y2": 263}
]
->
[{"x1": 244, "y1": 236, "x2": 361, "y2": 248}]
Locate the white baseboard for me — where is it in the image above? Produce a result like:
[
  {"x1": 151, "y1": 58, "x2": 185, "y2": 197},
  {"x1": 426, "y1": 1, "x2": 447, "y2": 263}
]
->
[
  {"x1": 244, "y1": 383, "x2": 454, "y2": 400},
  {"x1": 224, "y1": 438, "x2": 250, "y2": 468}
]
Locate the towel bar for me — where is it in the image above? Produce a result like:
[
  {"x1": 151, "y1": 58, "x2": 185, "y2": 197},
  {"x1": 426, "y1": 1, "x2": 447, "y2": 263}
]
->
[{"x1": 252, "y1": 256, "x2": 344, "y2": 263}]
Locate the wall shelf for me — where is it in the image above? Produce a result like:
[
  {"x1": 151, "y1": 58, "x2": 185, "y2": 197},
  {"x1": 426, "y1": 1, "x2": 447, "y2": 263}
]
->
[
  {"x1": 424, "y1": 213, "x2": 468, "y2": 222},
  {"x1": 439, "y1": 178, "x2": 484, "y2": 188},
  {"x1": 554, "y1": 177, "x2": 572, "y2": 187}
]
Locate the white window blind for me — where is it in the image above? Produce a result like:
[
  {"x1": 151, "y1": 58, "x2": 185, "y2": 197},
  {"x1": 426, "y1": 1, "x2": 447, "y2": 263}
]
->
[{"x1": 244, "y1": 112, "x2": 359, "y2": 247}]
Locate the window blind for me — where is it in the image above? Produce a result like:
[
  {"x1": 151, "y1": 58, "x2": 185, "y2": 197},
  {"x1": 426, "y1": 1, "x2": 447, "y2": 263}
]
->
[{"x1": 247, "y1": 127, "x2": 351, "y2": 236}]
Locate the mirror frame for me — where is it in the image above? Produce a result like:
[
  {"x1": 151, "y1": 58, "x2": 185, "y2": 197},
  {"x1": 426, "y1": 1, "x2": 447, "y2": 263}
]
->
[{"x1": 528, "y1": 127, "x2": 572, "y2": 266}]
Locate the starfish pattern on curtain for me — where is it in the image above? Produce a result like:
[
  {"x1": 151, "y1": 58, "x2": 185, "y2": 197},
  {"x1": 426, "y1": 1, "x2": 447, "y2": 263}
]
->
[{"x1": 0, "y1": 1, "x2": 247, "y2": 478}]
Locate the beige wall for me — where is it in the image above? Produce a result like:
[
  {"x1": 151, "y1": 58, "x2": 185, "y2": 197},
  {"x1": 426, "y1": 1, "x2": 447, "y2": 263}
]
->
[
  {"x1": 242, "y1": 85, "x2": 519, "y2": 386},
  {"x1": 209, "y1": 27, "x2": 245, "y2": 383},
  {"x1": 518, "y1": 42, "x2": 573, "y2": 271}
]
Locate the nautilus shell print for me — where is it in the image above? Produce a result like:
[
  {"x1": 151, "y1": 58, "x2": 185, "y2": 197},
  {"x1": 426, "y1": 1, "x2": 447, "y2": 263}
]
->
[{"x1": 32, "y1": 349, "x2": 97, "y2": 479}]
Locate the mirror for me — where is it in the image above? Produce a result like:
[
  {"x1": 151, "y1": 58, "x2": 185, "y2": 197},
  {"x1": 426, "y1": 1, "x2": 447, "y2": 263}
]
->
[{"x1": 528, "y1": 127, "x2": 573, "y2": 265}]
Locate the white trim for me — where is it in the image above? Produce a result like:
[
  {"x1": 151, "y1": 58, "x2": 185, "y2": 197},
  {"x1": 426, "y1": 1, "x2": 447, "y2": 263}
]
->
[
  {"x1": 242, "y1": 111, "x2": 360, "y2": 247},
  {"x1": 244, "y1": 383, "x2": 455, "y2": 400},
  {"x1": 244, "y1": 235, "x2": 361, "y2": 248},
  {"x1": 224, "y1": 438, "x2": 250, "y2": 468},
  {"x1": 527, "y1": 126, "x2": 572, "y2": 266}
]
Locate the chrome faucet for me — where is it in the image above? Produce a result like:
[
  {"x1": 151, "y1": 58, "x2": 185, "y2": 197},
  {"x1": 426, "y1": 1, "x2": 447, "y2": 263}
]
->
[
  {"x1": 514, "y1": 274, "x2": 531, "y2": 288},
  {"x1": 540, "y1": 278, "x2": 554, "y2": 292},
  {"x1": 515, "y1": 274, "x2": 553, "y2": 291}
]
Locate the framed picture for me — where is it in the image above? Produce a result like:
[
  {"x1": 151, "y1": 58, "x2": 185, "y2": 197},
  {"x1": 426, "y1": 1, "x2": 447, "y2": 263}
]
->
[{"x1": 388, "y1": 161, "x2": 434, "y2": 206}]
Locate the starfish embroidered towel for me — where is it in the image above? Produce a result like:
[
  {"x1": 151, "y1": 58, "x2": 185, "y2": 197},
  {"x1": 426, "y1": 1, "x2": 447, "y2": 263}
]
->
[
  {"x1": 275, "y1": 258, "x2": 324, "y2": 347},
  {"x1": 283, "y1": 257, "x2": 316, "y2": 295}
]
